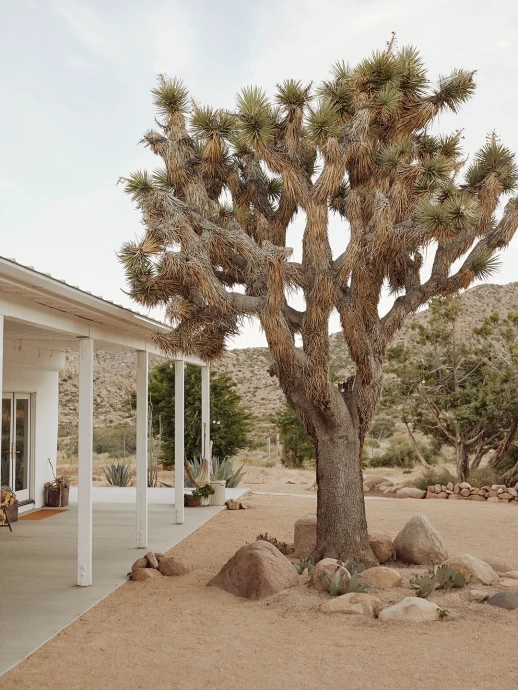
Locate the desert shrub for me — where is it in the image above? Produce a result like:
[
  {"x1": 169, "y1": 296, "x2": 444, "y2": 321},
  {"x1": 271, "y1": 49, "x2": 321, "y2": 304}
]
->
[
  {"x1": 468, "y1": 465, "x2": 504, "y2": 488},
  {"x1": 370, "y1": 437, "x2": 436, "y2": 469},
  {"x1": 412, "y1": 467, "x2": 457, "y2": 491},
  {"x1": 103, "y1": 463, "x2": 131, "y2": 487},
  {"x1": 369, "y1": 416, "x2": 396, "y2": 440},
  {"x1": 275, "y1": 405, "x2": 315, "y2": 467},
  {"x1": 94, "y1": 424, "x2": 136, "y2": 457}
]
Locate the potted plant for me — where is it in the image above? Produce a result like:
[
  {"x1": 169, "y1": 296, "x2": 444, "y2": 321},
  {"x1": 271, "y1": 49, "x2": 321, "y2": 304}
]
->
[
  {"x1": 45, "y1": 459, "x2": 70, "y2": 508},
  {"x1": 197, "y1": 483, "x2": 216, "y2": 506},
  {"x1": 184, "y1": 489, "x2": 202, "y2": 507}
]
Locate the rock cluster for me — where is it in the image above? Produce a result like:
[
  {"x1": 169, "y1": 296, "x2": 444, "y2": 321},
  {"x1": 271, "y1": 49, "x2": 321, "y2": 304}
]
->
[
  {"x1": 426, "y1": 482, "x2": 518, "y2": 503},
  {"x1": 131, "y1": 551, "x2": 195, "y2": 581}
]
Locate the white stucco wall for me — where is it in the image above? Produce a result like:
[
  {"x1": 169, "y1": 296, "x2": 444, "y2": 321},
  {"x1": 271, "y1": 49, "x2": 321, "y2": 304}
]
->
[{"x1": 2, "y1": 348, "x2": 65, "y2": 509}]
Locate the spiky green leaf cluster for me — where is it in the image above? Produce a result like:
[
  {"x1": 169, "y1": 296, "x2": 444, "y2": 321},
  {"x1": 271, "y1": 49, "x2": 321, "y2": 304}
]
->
[
  {"x1": 152, "y1": 76, "x2": 189, "y2": 117},
  {"x1": 276, "y1": 79, "x2": 312, "y2": 109},
  {"x1": 236, "y1": 86, "x2": 277, "y2": 146},
  {"x1": 307, "y1": 100, "x2": 340, "y2": 144},
  {"x1": 465, "y1": 138, "x2": 518, "y2": 192},
  {"x1": 191, "y1": 106, "x2": 236, "y2": 141}
]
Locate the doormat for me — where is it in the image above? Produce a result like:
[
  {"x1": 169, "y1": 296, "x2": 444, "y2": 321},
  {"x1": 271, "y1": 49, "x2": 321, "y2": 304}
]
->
[{"x1": 19, "y1": 509, "x2": 68, "y2": 521}]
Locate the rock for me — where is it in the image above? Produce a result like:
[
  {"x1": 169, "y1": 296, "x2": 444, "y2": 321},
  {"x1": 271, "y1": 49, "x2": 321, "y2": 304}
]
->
[
  {"x1": 481, "y1": 556, "x2": 516, "y2": 573},
  {"x1": 377, "y1": 481, "x2": 394, "y2": 489},
  {"x1": 436, "y1": 492, "x2": 448, "y2": 499},
  {"x1": 378, "y1": 597, "x2": 443, "y2": 622},
  {"x1": 508, "y1": 488, "x2": 518, "y2": 497},
  {"x1": 454, "y1": 484, "x2": 461, "y2": 494},
  {"x1": 499, "y1": 492, "x2": 513, "y2": 500},
  {"x1": 460, "y1": 488, "x2": 471, "y2": 497},
  {"x1": 447, "y1": 494, "x2": 460, "y2": 500},
  {"x1": 434, "y1": 484, "x2": 441, "y2": 493},
  {"x1": 396, "y1": 487, "x2": 426, "y2": 499},
  {"x1": 159, "y1": 555, "x2": 195, "y2": 577},
  {"x1": 459, "y1": 482, "x2": 471, "y2": 489},
  {"x1": 360, "y1": 566, "x2": 403, "y2": 588},
  {"x1": 486, "y1": 592, "x2": 518, "y2": 610},
  {"x1": 310, "y1": 559, "x2": 351, "y2": 592},
  {"x1": 447, "y1": 482, "x2": 454, "y2": 491},
  {"x1": 145, "y1": 552, "x2": 159, "y2": 569},
  {"x1": 486, "y1": 496, "x2": 499, "y2": 503},
  {"x1": 154, "y1": 553, "x2": 165, "y2": 562},
  {"x1": 208, "y1": 541, "x2": 299, "y2": 599},
  {"x1": 499, "y1": 578, "x2": 518, "y2": 589},
  {"x1": 442, "y1": 554, "x2": 499, "y2": 585},
  {"x1": 293, "y1": 515, "x2": 316, "y2": 558},
  {"x1": 363, "y1": 483, "x2": 371, "y2": 492},
  {"x1": 132, "y1": 557, "x2": 148, "y2": 571},
  {"x1": 393, "y1": 514, "x2": 449, "y2": 565},
  {"x1": 131, "y1": 568, "x2": 163, "y2": 582},
  {"x1": 286, "y1": 479, "x2": 296, "y2": 484},
  {"x1": 426, "y1": 491, "x2": 438, "y2": 499},
  {"x1": 470, "y1": 589, "x2": 491, "y2": 602},
  {"x1": 368, "y1": 530, "x2": 393, "y2": 563},
  {"x1": 469, "y1": 495, "x2": 486, "y2": 501},
  {"x1": 321, "y1": 592, "x2": 382, "y2": 616},
  {"x1": 502, "y1": 571, "x2": 518, "y2": 579}
]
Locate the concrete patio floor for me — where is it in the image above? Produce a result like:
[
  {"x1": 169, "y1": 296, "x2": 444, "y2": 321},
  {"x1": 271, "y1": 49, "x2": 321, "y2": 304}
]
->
[{"x1": 0, "y1": 488, "x2": 248, "y2": 676}]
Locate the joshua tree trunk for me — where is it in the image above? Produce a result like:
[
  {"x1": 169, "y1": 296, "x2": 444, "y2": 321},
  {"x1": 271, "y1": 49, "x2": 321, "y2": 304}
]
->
[{"x1": 314, "y1": 427, "x2": 375, "y2": 564}]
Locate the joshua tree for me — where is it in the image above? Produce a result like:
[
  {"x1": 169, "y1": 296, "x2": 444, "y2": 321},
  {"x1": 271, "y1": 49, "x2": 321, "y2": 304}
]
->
[{"x1": 120, "y1": 39, "x2": 518, "y2": 563}]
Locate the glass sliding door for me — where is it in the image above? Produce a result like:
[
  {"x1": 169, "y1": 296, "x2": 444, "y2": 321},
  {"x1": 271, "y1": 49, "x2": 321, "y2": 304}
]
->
[{"x1": 1, "y1": 393, "x2": 32, "y2": 502}]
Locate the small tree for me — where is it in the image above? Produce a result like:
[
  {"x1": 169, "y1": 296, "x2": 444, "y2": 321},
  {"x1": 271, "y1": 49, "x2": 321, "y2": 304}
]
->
[
  {"x1": 386, "y1": 298, "x2": 518, "y2": 481},
  {"x1": 276, "y1": 404, "x2": 315, "y2": 467},
  {"x1": 120, "y1": 41, "x2": 518, "y2": 561},
  {"x1": 131, "y1": 363, "x2": 250, "y2": 465}
]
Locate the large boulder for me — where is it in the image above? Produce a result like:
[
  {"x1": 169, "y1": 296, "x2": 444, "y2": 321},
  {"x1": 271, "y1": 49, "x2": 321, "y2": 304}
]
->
[
  {"x1": 293, "y1": 515, "x2": 316, "y2": 558},
  {"x1": 368, "y1": 530, "x2": 393, "y2": 563},
  {"x1": 393, "y1": 514, "x2": 448, "y2": 565},
  {"x1": 360, "y1": 566, "x2": 403, "y2": 588},
  {"x1": 397, "y1": 488, "x2": 426, "y2": 499},
  {"x1": 208, "y1": 541, "x2": 299, "y2": 599},
  {"x1": 159, "y1": 555, "x2": 195, "y2": 577},
  {"x1": 362, "y1": 475, "x2": 390, "y2": 488},
  {"x1": 310, "y1": 559, "x2": 351, "y2": 592},
  {"x1": 378, "y1": 597, "x2": 443, "y2": 622},
  {"x1": 321, "y1": 592, "x2": 382, "y2": 615},
  {"x1": 481, "y1": 556, "x2": 516, "y2": 574},
  {"x1": 442, "y1": 554, "x2": 499, "y2": 585},
  {"x1": 486, "y1": 592, "x2": 518, "y2": 610}
]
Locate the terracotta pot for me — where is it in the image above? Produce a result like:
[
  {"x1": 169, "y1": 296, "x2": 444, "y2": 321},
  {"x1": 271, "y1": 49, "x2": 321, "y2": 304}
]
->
[{"x1": 184, "y1": 494, "x2": 201, "y2": 508}]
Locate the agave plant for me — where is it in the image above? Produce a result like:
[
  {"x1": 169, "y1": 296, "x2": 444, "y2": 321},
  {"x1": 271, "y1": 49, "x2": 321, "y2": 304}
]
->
[
  {"x1": 185, "y1": 456, "x2": 245, "y2": 488},
  {"x1": 103, "y1": 463, "x2": 131, "y2": 487},
  {"x1": 322, "y1": 568, "x2": 372, "y2": 596}
]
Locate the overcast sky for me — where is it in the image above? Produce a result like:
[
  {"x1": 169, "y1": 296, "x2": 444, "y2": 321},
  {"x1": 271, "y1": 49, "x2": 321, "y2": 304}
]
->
[{"x1": 1, "y1": 0, "x2": 517, "y2": 348}]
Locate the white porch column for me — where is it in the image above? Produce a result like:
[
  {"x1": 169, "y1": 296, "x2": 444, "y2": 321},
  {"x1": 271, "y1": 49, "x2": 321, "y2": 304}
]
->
[
  {"x1": 136, "y1": 350, "x2": 148, "y2": 548},
  {"x1": 77, "y1": 337, "x2": 94, "y2": 587},
  {"x1": 174, "y1": 358, "x2": 184, "y2": 524},
  {"x1": 201, "y1": 365, "x2": 210, "y2": 479}
]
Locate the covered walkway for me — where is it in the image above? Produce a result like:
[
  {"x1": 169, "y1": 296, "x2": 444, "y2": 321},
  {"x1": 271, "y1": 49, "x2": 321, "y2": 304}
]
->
[{"x1": 0, "y1": 487, "x2": 247, "y2": 676}]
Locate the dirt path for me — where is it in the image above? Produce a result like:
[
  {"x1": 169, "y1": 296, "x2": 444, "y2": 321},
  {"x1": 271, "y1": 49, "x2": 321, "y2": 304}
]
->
[{"x1": 2, "y1": 496, "x2": 517, "y2": 690}]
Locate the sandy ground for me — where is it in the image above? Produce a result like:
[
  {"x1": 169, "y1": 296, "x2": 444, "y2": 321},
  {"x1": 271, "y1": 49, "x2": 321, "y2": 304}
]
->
[{"x1": 2, "y1": 494, "x2": 517, "y2": 690}]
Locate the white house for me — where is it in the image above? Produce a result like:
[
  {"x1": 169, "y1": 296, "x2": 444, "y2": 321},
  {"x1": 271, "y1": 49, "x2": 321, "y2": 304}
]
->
[{"x1": 0, "y1": 255, "x2": 210, "y2": 586}]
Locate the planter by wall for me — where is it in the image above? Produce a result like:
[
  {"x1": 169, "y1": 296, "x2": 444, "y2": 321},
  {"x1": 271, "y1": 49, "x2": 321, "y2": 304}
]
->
[{"x1": 47, "y1": 486, "x2": 69, "y2": 508}]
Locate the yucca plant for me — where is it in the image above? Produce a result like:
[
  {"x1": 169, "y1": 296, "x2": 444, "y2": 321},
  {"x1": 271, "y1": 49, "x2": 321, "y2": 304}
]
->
[
  {"x1": 120, "y1": 38, "x2": 518, "y2": 563},
  {"x1": 185, "y1": 457, "x2": 245, "y2": 488},
  {"x1": 103, "y1": 463, "x2": 131, "y2": 487}
]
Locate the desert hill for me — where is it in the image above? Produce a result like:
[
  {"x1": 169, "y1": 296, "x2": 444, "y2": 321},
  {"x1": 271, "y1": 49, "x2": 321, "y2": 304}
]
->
[{"x1": 58, "y1": 282, "x2": 518, "y2": 429}]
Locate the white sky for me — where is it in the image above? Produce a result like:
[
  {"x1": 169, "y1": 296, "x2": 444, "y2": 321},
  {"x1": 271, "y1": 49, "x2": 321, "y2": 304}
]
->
[{"x1": 1, "y1": 0, "x2": 517, "y2": 348}]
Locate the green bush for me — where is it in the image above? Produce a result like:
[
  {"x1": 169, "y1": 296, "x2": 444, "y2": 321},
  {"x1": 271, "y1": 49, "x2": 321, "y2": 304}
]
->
[
  {"x1": 93, "y1": 424, "x2": 136, "y2": 457},
  {"x1": 370, "y1": 438, "x2": 436, "y2": 469},
  {"x1": 468, "y1": 465, "x2": 504, "y2": 488},
  {"x1": 412, "y1": 467, "x2": 457, "y2": 491},
  {"x1": 369, "y1": 417, "x2": 396, "y2": 440}
]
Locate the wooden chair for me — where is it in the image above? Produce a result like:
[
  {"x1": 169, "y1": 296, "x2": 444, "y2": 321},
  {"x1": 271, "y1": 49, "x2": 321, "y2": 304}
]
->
[{"x1": 0, "y1": 504, "x2": 13, "y2": 532}]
